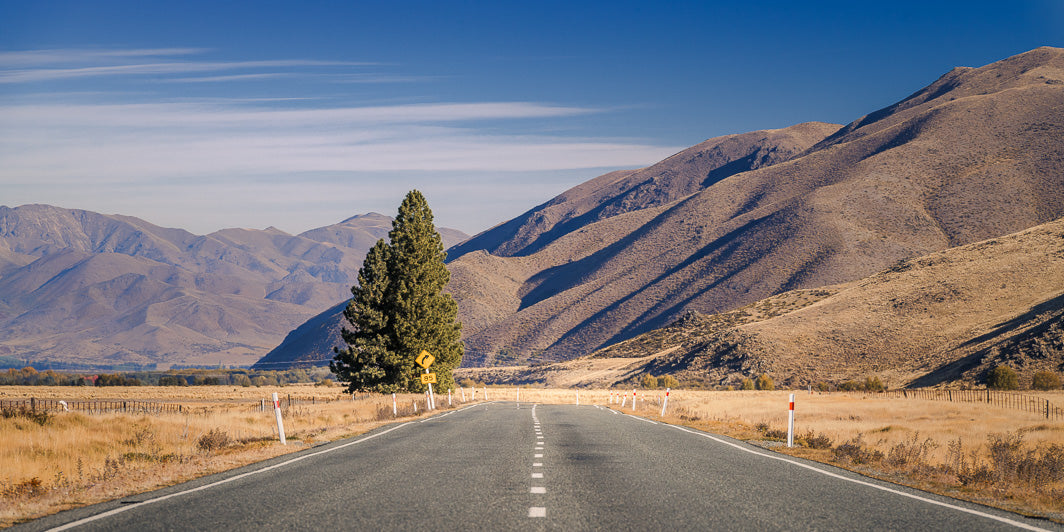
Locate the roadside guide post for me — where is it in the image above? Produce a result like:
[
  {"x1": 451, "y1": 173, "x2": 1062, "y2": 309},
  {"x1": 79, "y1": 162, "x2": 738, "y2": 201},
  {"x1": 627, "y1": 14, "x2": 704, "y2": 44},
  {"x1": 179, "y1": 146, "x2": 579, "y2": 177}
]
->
[
  {"x1": 272, "y1": 392, "x2": 286, "y2": 445},
  {"x1": 660, "y1": 388, "x2": 670, "y2": 417},
  {"x1": 787, "y1": 393, "x2": 795, "y2": 448}
]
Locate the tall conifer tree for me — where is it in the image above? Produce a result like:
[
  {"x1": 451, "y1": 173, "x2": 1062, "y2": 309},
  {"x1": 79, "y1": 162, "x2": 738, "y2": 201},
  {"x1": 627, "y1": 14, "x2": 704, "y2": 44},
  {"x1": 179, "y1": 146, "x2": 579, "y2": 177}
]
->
[{"x1": 331, "y1": 190, "x2": 463, "y2": 392}]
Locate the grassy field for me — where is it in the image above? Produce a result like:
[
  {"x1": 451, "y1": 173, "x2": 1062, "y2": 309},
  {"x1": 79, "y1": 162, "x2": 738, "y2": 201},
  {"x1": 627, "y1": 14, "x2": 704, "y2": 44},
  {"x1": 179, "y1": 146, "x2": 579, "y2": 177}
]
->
[{"x1": 2, "y1": 386, "x2": 1062, "y2": 526}]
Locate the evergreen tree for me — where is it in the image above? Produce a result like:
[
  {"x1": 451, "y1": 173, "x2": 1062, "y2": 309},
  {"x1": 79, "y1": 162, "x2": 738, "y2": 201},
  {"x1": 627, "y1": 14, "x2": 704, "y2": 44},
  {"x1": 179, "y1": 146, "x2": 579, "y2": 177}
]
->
[
  {"x1": 331, "y1": 190, "x2": 463, "y2": 392},
  {"x1": 331, "y1": 239, "x2": 396, "y2": 392},
  {"x1": 386, "y1": 190, "x2": 463, "y2": 392}
]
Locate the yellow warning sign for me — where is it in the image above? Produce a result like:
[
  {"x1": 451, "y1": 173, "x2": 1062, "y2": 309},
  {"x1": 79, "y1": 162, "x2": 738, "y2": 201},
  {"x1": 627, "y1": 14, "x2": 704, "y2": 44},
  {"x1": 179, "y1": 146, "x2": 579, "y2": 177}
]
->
[
  {"x1": 415, "y1": 350, "x2": 435, "y2": 369},
  {"x1": 421, "y1": 373, "x2": 437, "y2": 384}
]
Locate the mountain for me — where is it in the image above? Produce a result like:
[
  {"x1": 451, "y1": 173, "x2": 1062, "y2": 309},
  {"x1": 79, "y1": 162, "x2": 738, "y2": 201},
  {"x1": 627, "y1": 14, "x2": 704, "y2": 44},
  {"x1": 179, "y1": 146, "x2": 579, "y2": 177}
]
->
[
  {"x1": 442, "y1": 46, "x2": 1064, "y2": 366},
  {"x1": 0, "y1": 205, "x2": 467, "y2": 368},
  {"x1": 535, "y1": 216, "x2": 1064, "y2": 389}
]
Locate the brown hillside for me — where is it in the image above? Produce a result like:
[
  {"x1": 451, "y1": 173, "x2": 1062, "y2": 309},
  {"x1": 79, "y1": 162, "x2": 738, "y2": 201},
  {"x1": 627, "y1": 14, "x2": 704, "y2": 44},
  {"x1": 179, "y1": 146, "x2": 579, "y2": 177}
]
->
[
  {"x1": 642, "y1": 216, "x2": 1064, "y2": 389},
  {"x1": 448, "y1": 47, "x2": 1064, "y2": 365},
  {"x1": 462, "y1": 217, "x2": 1064, "y2": 389}
]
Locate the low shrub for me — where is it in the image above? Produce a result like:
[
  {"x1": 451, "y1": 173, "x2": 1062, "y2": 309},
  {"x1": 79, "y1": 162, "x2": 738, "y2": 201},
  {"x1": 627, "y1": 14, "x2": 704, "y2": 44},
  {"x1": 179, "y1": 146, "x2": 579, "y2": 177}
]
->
[
  {"x1": 754, "y1": 374, "x2": 774, "y2": 391},
  {"x1": 659, "y1": 375, "x2": 680, "y2": 389},
  {"x1": 739, "y1": 378, "x2": 755, "y2": 391},
  {"x1": 987, "y1": 365, "x2": 1019, "y2": 390},
  {"x1": 800, "y1": 431, "x2": 833, "y2": 449},
  {"x1": 1031, "y1": 371, "x2": 1061, "y2": 391},
  {"x1": 832, "y1": 435, "x2": 884, "y2": 465},
  {"x1": 641, "y1": 374, "x2": 659, "y2": 389},
  {"x1": 197, "y1": 428, "x2": 232, "y2": 452},
  {"x1": 1, "y1": 405, "x2": 50, "y2": 426}
]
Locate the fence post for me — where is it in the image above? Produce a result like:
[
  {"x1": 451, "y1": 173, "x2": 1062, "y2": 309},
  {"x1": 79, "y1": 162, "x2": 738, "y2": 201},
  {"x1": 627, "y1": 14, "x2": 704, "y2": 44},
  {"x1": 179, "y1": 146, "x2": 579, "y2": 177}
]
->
[
  {"x1": 1047, "y1": 399, "x2": 1050, "y2": 420},
  {"x1": 31, "y1": 398, "x2": 36, "y2": 412}
]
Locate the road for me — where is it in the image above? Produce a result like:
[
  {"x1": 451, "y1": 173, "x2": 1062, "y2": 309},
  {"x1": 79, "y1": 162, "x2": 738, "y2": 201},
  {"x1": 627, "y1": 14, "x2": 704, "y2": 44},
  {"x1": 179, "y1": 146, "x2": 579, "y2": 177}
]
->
[{"x1": 17, "y1": 402, "x2": 1061, "y2": 531}]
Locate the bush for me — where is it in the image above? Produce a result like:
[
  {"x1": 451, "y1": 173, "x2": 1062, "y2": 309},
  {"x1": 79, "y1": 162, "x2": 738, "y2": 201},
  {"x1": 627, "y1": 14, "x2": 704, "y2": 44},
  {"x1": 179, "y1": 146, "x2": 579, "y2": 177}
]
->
[
  {"x1": 197, "y1": 428, "x2": 231, "y2": 452},
  {"x1": 754, "y1": 374, "x2": 774, "y2": 391},
  {"x1": 832, "y1": 435, "x2": 884, "y2": 465},
  {"x1": 640, "y1": 374, "x2": 659, "y2": 389},
  {"x1": 459, "y1": 378, "x2": 477, "y2": 388},
  {"x1": 801, "y1": 431, "x2": 834, "y2": 449},
  {"x1": 659, "y1": 375, "x2": 679, "y2": 389},
  {"x1": 987, "y1": 365, "x2": 1019, "y2": 390},
  {"x1": 740, "y1": 378, "x2": 755, "y2": 390},
  {"x1": 0, "y1": 405, "x2": 50, "y2": 426},
  {"x1": 1031, "y1": 371, "x2": 1061, "y2": 391},
  {"x1": 864, "y1": 376, "x2": 886, "y2": 392}
]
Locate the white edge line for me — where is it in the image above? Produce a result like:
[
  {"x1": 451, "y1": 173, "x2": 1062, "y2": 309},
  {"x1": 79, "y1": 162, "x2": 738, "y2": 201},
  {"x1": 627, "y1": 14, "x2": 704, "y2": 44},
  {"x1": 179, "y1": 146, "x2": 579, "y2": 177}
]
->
[
  {"x1": 624, "y1": 414, "x2": 658, "y2": 425},
  {"x1": 49, "y1": 417, "x2": 429, "y2": 531},
  {"x1": 666, "y1": 424, "x2": 1051, "y2": 531}
]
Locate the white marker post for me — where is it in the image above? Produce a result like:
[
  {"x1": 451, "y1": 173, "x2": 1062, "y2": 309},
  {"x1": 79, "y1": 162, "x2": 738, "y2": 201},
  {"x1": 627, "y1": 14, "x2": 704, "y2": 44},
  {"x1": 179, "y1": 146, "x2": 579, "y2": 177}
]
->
[
  {"x1": 517, "y1": 387, "x2": 520, "y2": 403},
  {"x1": 472, "y1": 387, "x2": 476, "y2": 401},
  {"x1": 576, "y1": 391, "x2": 580, "y2": 405},
  {"x1": 620, "y1": 392, "x2": 626, "y2": 407},
  {"x1": 272, "y1": 392, "x2": 286, "y2": 445},
  {"x1": 632, "y1": 389, "x2": 637, "y2": 410},
  {"x1": 483, "y1": 386, "x2": 488, "y2": 400},
  {"x1": 787, "y1": 393, "x2": 795, "y2": 448},
  {"x1": 392, "y1": 393, "x2": 398, "y2": 417},
  {"x1": 448, "y1": 388, "x2": 453, "y2": 407},
  {"x1": 461, "y1": 387, "x2": 467, "y2": 401},
  {"x1": 660, "y1": 388, "x2": 670, "y2": 417}
]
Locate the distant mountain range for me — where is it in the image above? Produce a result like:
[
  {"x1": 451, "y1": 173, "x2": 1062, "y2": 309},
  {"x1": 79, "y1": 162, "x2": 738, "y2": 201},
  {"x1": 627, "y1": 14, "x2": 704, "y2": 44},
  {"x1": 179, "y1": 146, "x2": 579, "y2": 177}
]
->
[
  {"x1": 264, "y1": 47, "x2": 1064, "y2": 380},
  {"x1": 0, "y1": 206, "x2": 467, "y2": 369}
]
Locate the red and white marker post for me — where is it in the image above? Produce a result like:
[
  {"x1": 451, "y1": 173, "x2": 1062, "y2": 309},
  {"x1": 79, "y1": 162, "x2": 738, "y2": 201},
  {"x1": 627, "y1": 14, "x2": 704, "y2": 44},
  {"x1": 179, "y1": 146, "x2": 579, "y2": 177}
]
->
[
  {"x1": 787, "y1": 393, "x2": 795, "y2": 448},
  {"x1": 660, "y1": 388, "x2": 670, "y2": 416},
  {"x1": 272, "y1": 392, "x2": 286, "y2": 445},
  {"x1": 392, "y1": 393, "x2": 397, "y2": 417}
]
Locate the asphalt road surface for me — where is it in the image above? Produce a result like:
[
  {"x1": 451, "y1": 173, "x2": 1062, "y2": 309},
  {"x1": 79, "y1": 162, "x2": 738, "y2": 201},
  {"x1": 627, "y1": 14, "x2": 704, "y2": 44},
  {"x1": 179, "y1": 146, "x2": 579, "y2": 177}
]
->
[{"x1": 17, "y1": 402, "x2": 1062, "y2": 531}]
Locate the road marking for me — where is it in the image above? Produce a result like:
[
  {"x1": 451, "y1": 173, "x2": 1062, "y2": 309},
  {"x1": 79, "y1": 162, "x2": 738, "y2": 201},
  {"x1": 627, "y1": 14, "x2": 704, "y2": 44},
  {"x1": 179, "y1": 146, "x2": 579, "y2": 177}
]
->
[
  {"x1": 533, "y1": 462, "x2": 543, "y2": 467},
  {"x1": 529, "y1": 507, "x2": 546, "y2": 518},
  {"x1": 535, "y1": 453, "x2": 543, "y2": 458},
  {"x1": 530, "y1": 487, "x2": 546, "y2": 494},
  {"x1": 532, "y1": 472, "x2": 543, "y2": 478},
  {"x1": 666, "y1": 424, "x2": 1051, "y2": 531},
  {"x1": 47, "y1": 421, "x2": 414, "y2": 531},
  {"x1": 625, "y1": 414, "x2": 658, "y2": 425}
]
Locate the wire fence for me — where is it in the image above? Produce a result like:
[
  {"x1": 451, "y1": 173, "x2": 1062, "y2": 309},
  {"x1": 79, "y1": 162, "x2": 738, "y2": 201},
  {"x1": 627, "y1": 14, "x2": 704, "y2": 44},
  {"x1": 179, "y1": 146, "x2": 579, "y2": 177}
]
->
[
  {"x1": 868, "y1": 388, "x2": 1064, "y2": 420},
  {"x1": 0, "y1": 398, "x2": 182, "y2": 414}
]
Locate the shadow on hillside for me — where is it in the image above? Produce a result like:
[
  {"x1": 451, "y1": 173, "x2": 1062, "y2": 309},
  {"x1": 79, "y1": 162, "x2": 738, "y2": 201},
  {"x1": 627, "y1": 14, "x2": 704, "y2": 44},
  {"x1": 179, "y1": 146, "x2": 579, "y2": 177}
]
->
[{"x1": 909, "y1": 292, "x2": 1064, "y2": 387}]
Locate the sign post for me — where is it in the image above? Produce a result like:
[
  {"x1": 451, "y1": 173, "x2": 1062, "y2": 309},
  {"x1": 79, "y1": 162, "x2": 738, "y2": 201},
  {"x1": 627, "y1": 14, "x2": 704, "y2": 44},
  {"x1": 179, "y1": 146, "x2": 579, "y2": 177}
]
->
[{"x1": 416, "y1": 350, "x2": 436, "y2": 410}]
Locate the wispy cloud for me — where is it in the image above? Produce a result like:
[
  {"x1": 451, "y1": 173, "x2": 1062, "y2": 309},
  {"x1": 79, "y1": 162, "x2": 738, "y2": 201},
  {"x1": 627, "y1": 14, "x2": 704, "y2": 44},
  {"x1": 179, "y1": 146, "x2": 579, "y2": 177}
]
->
[
  {"x1": 0, "y1": 100, "x2": 679, "y2": 178},
  {"x1": 0, "y1": 47, "x2": 681, "y2": 233}
]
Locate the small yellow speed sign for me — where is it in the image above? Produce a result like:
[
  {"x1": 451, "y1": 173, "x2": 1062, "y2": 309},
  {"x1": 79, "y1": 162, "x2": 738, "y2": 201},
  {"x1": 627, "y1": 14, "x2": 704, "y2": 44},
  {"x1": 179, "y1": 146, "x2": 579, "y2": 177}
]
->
[
  {"x1": 421, "y1": 373, "x2": 437, "y2": 384},
  {"x1": 415, "y1": 350, "x2": 435, "y2": 369}
]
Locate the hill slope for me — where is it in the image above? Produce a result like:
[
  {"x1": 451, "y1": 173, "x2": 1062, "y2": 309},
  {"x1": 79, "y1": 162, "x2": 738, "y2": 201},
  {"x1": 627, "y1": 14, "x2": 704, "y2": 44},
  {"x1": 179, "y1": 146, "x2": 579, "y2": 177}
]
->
[
  {"x1": 445, "y1": 46, "x2": 1064, "y2": 365},
  {"x1": 457, "y1": 216, "x2": 1064, "y2": 388},
  {"x1": 0, "y1": 205, "x2": 467, "y2": 368}
]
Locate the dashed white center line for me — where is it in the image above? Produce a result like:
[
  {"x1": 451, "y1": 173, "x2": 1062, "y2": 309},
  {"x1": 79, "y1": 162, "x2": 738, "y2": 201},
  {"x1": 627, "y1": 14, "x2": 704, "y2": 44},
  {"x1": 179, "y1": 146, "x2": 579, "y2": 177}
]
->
[
  {"x1": 533, "y1": 462, "x2": 543, "y2": 467},
  {"x1": 532, "y1": 472, "x2": 543, "y2": 478},
  {"x1": 530, "y1": 487, "x2": 546, "y2": 494},
  {"x1": 529, "y1": 507, "x2": 546, "y2": 518},
  {"x1": 534, "y1": 454, "x2": 543, "y2": 458}
]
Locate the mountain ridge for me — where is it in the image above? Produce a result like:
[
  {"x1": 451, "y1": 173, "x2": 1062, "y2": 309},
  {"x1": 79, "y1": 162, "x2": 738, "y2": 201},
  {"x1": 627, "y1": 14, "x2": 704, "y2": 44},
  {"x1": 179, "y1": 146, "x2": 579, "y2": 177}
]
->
[{"x1": 0, "y1": 204, "x2": 467, "y2": 368}]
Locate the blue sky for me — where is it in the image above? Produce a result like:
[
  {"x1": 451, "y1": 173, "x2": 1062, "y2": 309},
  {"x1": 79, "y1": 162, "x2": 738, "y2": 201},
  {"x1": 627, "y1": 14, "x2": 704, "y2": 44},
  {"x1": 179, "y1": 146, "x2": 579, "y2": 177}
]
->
[{"x1": 1, "y1": 1, "x2": 1061, "y2": 236}]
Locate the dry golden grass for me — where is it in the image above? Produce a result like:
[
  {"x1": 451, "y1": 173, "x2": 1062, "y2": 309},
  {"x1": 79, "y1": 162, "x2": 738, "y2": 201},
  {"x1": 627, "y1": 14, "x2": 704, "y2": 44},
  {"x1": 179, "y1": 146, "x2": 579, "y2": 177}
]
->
[{"x1": 0, "y1": 385, "x2": 470, "y2": 527}]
